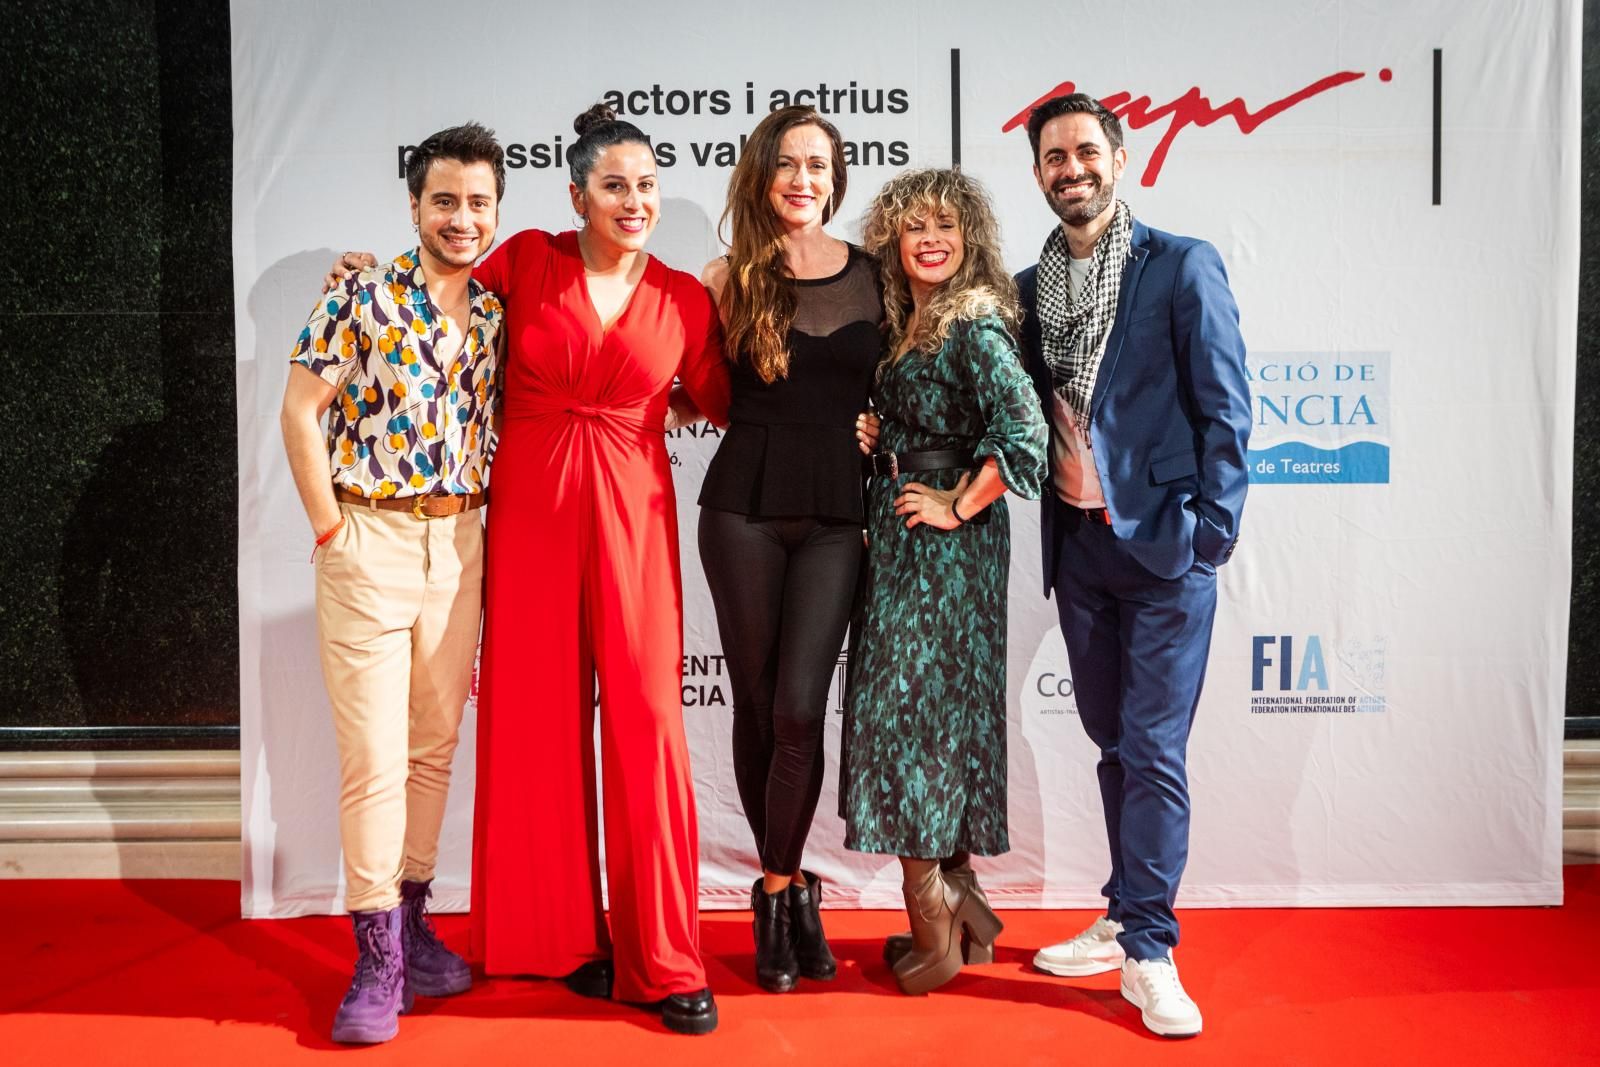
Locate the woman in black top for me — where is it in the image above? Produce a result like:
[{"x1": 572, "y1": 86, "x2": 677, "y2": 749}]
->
[{"x1": 698, "y1": 106, "x2": 882, "y2": 993}]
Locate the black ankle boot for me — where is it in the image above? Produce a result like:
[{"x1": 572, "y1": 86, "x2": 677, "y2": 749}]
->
[
  {"x1": 751, "y1": 879, "x2": 798, "y2": 993},
  {"x1": 789, "y1": 871, "x2": 837, "y2": 981}
]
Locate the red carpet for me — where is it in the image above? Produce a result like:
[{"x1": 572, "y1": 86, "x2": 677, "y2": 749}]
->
[{"x1": 3, "y1": 868, "x2": 1597, "y2": 1065}]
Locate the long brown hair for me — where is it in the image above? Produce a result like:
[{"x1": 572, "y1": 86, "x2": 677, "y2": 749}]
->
[
  {"x1": 861, "y1": 168, "x2": 1019, "y2": 362},
  {"x1": 718, "y1": 106, "x2": 848, "y2": 383}
]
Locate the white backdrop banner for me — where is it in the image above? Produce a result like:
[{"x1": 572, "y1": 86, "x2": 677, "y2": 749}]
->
[{"x1": 233, "y1": 0, "x2": 1578, "y2": 916}]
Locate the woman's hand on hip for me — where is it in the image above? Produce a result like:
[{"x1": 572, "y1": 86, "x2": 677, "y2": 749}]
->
[{"x1": 894, "y1": 472, "x2": 973, "y2": 531}]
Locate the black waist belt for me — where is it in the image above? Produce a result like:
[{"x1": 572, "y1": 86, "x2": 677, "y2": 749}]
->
[
  {"x1": 1063, "y1": 502, "x2": 1112, "y2": 527},
  {"x1": 866, "y1": 448, "x2": 975, "y2": 479}
]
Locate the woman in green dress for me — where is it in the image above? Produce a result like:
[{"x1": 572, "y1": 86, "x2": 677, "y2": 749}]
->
[{"x1": 841, "y1": 168, "x2": 1048, "y2": 996}]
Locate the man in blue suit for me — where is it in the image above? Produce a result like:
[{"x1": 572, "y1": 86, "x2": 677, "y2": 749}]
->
[{"x1": 1017, "y1": 94, "x2": 1250, "y2": 1039}]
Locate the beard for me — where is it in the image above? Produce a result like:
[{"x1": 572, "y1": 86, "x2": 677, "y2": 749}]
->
[
  {"x1": 420, "y1": 229, "x2": 482, "y2": 268},
  {"x1": 1046, "y1": 174, "x2": 1116, "y2": 227}
]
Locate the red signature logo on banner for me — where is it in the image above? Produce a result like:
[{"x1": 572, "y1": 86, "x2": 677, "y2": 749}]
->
[{"x1": 1002, "y1": 70, "x2": 1390, "y2": 186}]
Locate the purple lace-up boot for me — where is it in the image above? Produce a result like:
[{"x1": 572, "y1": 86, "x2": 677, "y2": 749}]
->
[
  {"x1": 400, "y1": 878, "x2": 472, "y2": 997},
  {"x1": 331, "y1": 906, "x2": 410, "y2": 1045}
]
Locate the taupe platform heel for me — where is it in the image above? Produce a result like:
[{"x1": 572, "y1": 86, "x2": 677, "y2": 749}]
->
[
  {"x1": 891, "y1": 861, "x2": 1004, "y2": 995},
  {"x1": 883, "y1": 861, "x2": 1001, "y2": 967}
]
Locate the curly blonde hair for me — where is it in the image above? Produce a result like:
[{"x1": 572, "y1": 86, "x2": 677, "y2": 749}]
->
[{"x1": 861, "y1": 168, "x2": 1019, "y2": 361}]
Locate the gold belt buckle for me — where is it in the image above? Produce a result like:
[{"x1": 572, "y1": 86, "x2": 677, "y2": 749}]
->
[{"x1": 412, "y1": 495, "x2": 443, "y2": 520}]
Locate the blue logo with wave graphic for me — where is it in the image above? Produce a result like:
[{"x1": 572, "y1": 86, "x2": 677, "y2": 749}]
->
[
  {"x1": 1245, "y1": 353, "x2": 1390, "y2": 485},
  {"x1": 1250, "y1": 441, "x2": 1388, "y2": 484}
]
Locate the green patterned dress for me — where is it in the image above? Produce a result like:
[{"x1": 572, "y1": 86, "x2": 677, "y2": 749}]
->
[{"x1": 841, "y1": 314, "x2": 1048, "y2": 858}]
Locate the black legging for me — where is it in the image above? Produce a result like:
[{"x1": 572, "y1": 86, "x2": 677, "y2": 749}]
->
[{"x1": 698, "y1": 507, "x2": 862, "y2": 875}]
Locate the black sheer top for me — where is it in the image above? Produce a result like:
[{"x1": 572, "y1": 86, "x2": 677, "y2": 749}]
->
[{"x1": 698, "y1": 245, "x2": 883, "y2": 521}]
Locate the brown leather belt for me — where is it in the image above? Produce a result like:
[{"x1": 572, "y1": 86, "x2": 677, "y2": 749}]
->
[{"x1": 336, "y1": 486, "x2": 485, "y2": 519}]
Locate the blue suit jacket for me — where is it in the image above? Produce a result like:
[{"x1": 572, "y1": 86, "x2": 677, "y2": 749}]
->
[{"x1": 1017, "y1": 221, "x2": 1251, "y2": 588}]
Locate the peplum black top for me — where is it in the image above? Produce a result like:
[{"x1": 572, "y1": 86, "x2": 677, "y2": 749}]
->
[{"x1": 698, "y1": 245, "x2": 884, "y2": 522}]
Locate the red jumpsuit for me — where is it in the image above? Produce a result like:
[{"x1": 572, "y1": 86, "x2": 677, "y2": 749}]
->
[{"x1": 468, "y1": 229, "x2": 730, "y2": 1002}]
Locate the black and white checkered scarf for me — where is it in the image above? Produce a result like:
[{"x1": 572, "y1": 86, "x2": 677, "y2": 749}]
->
[{"x1": 1036, "y1": 200, "x2": 1134, "y2": 434}]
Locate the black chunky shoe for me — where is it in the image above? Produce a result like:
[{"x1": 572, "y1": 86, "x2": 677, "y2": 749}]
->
[
  {"x1": 789, "y1": 872, "x2": 837, "y2": 981},
  {"x1": 752, "y1": 878, "x2": 799, "y2": 993},
  {"x1": 659, "y1": 987, "x2": 718, "y2": 1035},
  {"x1": 563, "y1": 958, "x2": 614, "y2": 999}
]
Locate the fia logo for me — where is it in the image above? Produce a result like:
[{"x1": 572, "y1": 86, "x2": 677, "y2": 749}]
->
[{"x1": 1251, "y1": 635, "x2": 1329, "y2": 692}]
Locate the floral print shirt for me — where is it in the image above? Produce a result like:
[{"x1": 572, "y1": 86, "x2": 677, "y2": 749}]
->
[{"x1": 290, "y1": 249, "x2": 503, "y2": 498}]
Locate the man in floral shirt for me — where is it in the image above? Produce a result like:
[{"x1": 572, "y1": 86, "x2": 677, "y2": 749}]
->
[{"x1": 279, "y1": 122, "x2": 503, "y2": 1045}]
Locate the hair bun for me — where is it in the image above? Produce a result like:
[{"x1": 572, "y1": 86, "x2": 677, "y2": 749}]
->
[{"x1": 574, "y1": 103, "x2": 617, "y2": 137}]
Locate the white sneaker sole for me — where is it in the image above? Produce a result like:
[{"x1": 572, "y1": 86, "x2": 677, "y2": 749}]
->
[
  {"x1": 1032, "y1": 950, "x2": 1123, "y2": 977},
  {"x1": 1119, "y1": 973, "x2": 1202, "y2": 1038}
]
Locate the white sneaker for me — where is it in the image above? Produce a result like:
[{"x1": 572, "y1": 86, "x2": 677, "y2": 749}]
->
[
  {"x1": 1032, "y1": 916, "x2": 1126, "y2": 976},
  {"x1": 1120, "y1": 957, "x2": 1202, "y2": 1038}
]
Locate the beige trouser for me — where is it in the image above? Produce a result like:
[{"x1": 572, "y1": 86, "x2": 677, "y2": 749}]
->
[{"x1": 314, "y1": 500, "x2": 484, "y2": 913}]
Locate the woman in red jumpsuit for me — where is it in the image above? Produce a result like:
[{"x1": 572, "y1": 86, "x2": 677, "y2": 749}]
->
[{"x1": 468, "y1": 106, "x2": 730, "y2": 1034}]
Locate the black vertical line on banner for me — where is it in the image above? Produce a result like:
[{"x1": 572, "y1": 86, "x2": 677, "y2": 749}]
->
[
  {"x1": 1432, "y1": 48, "x2": 1442, "y2": 205},
  {"x1": 950, "y1": 48, "x2": 962, "y2": 168}
]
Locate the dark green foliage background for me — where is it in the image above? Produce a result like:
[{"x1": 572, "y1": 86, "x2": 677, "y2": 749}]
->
[
  {"x1": 0, "y1": 2, "x2": 1593, "y2": 746},
  {"x1": 1571, "y1": 1, "x2": 1600, "y2": 722},
  {"x1": 0, "y1": 1, "x2": 237, "y2": 745}
]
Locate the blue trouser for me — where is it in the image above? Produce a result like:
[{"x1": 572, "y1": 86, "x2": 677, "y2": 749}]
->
[{"x1": 1052, "y1": 502, "x2": 1217, "y2": 962}]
